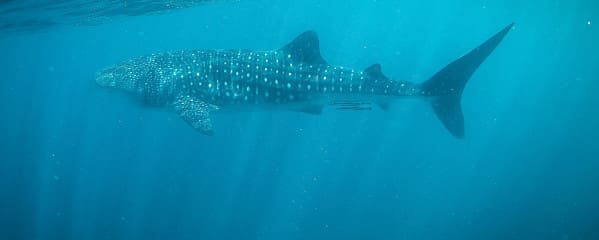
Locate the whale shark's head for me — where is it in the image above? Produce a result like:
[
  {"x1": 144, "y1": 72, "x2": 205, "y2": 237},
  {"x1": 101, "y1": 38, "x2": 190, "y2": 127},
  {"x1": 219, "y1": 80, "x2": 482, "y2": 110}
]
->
[
  {"x1": 96, "y1": 56, "x2": 174, "y2": 106},
  {"x1": 95, "y1": 62, "x2": 140, "y2": 92}
]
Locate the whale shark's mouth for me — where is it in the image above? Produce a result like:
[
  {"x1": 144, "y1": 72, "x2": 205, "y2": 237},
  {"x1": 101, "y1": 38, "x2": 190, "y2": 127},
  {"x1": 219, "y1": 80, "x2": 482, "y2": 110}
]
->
[
  {"x1": 95, "y1": 67, "x2": 117, "y2": 88},
  {"x1": 95, "y1": 63, "x2": 144, "y2": 93}
]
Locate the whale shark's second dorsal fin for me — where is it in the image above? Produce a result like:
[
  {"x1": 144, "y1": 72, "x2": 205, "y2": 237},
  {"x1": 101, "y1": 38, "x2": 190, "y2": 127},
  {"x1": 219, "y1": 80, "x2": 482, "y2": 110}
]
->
[
  {"x1": 364, "y1": 64, "x2": 393, "y2": 110},
  {"x1": 281, "y1": 31, "x2": 328, "y2": 65},
  {"x1": 363, "y1": 64, "x2": 389, "y2": 85}
]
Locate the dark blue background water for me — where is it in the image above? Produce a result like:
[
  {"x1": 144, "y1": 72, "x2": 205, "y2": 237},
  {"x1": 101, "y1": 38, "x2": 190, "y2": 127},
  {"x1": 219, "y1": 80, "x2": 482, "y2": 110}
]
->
[{"x1": 1, "y1": 0, "x2": 598, "y2": 239}]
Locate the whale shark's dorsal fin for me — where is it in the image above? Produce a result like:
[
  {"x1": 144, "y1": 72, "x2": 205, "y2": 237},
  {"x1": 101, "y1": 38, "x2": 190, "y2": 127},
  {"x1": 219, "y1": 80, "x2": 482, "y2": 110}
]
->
[{"x1": 281, "y1": 31, "x2": 328, "y2": 65}]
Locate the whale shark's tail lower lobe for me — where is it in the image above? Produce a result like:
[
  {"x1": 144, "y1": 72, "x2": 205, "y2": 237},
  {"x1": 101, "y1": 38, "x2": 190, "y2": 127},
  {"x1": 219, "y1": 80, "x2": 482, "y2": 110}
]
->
[{"x1": 421, "y1": 23, "x2": 513, "y2": 138}]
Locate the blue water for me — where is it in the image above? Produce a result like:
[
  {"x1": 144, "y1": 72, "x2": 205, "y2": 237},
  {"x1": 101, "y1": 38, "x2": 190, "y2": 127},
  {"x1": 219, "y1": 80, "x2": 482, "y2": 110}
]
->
[{"x1": 1, "y1": 0, "x2": 598, "y2": 239}]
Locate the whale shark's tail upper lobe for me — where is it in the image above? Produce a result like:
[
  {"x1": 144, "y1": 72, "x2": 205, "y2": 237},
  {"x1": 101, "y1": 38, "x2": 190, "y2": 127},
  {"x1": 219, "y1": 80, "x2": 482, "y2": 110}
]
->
[{"x1": 421, "y1": 23, "x2": 514, "y2": 138}]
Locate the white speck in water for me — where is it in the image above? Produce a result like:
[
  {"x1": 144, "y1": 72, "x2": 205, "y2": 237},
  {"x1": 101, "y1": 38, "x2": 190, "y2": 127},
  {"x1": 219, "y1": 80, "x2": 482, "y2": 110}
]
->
[{"x1": 588, "y1": 20, "x2": 592, "y2": 25}]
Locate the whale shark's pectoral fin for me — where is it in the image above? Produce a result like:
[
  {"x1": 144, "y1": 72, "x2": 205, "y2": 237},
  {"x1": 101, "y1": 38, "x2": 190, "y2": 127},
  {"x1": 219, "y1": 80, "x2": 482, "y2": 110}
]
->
[{"x1": 173, "y1": 95, "x2": 219, "y2": 135}]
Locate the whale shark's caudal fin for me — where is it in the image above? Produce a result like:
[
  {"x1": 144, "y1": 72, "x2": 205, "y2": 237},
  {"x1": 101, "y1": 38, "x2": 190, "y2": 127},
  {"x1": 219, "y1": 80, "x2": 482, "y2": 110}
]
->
[{"x1": 421, "y1": 23, "x2": 514, "y2": 138}]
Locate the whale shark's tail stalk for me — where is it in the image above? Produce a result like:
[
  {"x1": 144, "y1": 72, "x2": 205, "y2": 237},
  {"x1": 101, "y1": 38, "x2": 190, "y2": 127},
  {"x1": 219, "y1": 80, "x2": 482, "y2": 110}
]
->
[{"x1": 421, "y1": 23, "x2": 514, "y2": 138}]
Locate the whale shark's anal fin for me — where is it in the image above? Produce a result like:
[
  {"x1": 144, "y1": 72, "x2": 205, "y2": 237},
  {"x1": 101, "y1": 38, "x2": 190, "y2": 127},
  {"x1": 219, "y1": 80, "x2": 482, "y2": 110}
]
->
[
  {"x1": 295, "y1": 104, "x2": 324, "y2": 115},
  {"x1": 173, "y1": 95, "x2": 219, "y2": 135},
  {"x1": 281, "y1": 31, "x2": 328, "y2": 65},
  {"x1": 377, "y1": 102, "x2": 391, "y2": 111}
]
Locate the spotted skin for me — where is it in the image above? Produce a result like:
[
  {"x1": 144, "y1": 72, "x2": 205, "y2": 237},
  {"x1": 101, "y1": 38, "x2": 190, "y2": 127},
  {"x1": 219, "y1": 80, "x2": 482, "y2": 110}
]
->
[{"x1": 97, "y1": 49, "x2": 419, "y2": 108}]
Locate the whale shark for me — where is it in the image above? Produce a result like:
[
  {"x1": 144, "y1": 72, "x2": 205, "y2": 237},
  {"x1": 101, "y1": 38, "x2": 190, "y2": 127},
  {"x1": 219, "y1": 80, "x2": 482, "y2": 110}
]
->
[{"x1": 96, "y1": 23, "x2": 513, "y2": 138}]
